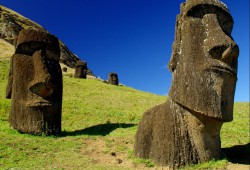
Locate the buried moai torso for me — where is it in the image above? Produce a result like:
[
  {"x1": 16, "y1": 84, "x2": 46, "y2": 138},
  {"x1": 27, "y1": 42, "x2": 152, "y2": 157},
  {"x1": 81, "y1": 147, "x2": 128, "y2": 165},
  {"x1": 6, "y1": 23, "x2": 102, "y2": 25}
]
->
[
  {"x1": 6, "y1": 29, "x2": 63, "y2": 135},
  {"x1": 74, "y1": 61, "x2": 87, "y2": 78},
  {"x1": 108, "y1": 72, "x2": 119, "y2": 85},
  {"x1": 135, "y1": 0, "x2": 239, "y2": 168}
]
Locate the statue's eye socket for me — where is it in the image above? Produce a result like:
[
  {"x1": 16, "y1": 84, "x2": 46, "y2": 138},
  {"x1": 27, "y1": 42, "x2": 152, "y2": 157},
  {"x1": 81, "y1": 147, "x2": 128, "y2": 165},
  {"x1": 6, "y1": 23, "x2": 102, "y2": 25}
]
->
[
  {"x1": 29, "y1": 82, "x2": 53, "y2": 98},
  {"x1": 15, "y1": 42, "x2": 47, "y2": 56},
  {"x1": 186, "y1": 5, "x2": 233, "y2": 35}
]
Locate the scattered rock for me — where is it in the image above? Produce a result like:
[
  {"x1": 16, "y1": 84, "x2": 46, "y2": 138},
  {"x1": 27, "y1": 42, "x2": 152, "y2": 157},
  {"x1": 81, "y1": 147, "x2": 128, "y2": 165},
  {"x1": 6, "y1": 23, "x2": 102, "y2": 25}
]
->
[
  {"x1": 111, "y1": 152, "x2": 116, "y2": 157},
  {"x1": 62, "y1": 67, "x2": 67, "y2": 72},
  {"x1": 116, "y1": 159, "x2": 123, "y2": 164},
  {"x1": 103, "y1": 80, "x2": 108, "y2": 84}
]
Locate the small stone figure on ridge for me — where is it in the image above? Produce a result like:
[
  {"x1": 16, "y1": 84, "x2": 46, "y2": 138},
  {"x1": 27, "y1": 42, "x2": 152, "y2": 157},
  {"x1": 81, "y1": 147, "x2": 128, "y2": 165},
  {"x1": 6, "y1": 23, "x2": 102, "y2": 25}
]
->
[
  {"x1": 108, "y1": 72, "x2": 119, "y2": 85},
  {"x1": 74, "y1": 60, "x2": 87, "y2": 79}
]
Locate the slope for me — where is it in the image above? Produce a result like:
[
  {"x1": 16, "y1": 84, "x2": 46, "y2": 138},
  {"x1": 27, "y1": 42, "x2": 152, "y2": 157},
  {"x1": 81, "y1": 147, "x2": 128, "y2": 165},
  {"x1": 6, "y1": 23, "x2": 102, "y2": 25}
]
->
[
  {"x1": 0, "y1": 4, "x2": 91, "y2": 71},
  {"x1": 0, "y1": 60, "x2": 249, "y2": 169},
  {"x1": 0, "y1": 39, "x2": 14, "y2": 60}
]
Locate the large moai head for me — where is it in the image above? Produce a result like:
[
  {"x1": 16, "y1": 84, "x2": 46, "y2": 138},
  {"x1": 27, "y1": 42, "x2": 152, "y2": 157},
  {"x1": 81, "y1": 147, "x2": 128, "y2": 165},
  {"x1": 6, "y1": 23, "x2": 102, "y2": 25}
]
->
[
  {"x1": 74, "y1": 60, "x2": 87, "y2": 79},
  {"x1": 6, "y1": 29, "x2": 62, "y2": 135},
  {"x1": 108, "y1": 72, "x2": 119, "y2": 85},
  {"x1": 168, "y1": 0, "x2": 239, "y2": 122}
]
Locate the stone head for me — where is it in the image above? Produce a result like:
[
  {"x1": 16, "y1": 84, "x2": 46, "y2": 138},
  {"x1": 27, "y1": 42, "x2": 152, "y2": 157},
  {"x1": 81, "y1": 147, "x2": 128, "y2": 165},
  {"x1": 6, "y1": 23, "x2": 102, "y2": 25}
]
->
[
  {"x1": 168, "y1": 0, "x2": 239, "y2": 122},
  {"x1": 6, "y1": 28, "x2": 62, "y2": 135},
  {"x1": 108, "y1": 72, "x2": 119, "y2": 85},
  {"x1": 74, "y1": 60, "x2": 87, "y2": 78}
]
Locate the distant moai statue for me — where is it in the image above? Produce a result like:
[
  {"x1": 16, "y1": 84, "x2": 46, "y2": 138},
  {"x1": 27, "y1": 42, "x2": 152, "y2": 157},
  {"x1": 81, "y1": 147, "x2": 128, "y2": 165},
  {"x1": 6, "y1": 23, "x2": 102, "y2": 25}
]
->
[
  {"x1": 74, "y1": 60, "x2": 87, "y2": 79},
  {"x1": 134, "y1": 0, "x2": 239, "y2": 168},
  {"x1": 6, "y1": 29, "x2": 63, "y2": 135},
  {"x1": 108, "y1": 72, "x2": 119, "y2": 85}
]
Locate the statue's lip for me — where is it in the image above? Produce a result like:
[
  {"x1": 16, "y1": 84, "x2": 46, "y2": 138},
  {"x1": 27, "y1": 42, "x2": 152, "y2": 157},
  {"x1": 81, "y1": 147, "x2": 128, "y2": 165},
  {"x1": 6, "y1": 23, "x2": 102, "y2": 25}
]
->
[
  {"x1": 209, "y1": 65, "x2": 236, "y2": 76},
  {"x1": 26, "y1": 101, "x2": 54, "y2": 107}
]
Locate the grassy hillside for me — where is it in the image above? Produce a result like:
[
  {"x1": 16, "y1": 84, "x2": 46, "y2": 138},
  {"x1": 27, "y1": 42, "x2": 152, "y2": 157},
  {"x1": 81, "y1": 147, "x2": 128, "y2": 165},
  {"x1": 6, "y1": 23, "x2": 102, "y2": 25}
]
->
[
  {"x1": 0, "y1": 60, "x2": 249, "y2": 169},
  {"x1": 0, "y1": 39, "x2": 14, "y2": 60}
]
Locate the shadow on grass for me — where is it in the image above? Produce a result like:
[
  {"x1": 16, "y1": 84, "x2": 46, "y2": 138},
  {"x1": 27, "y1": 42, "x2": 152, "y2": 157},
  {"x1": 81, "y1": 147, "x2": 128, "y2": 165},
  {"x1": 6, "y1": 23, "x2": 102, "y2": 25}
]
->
[
  {"x1": 222, "y1": 143, "x2": 250, "y2": 165},
  {"x1": 61, "y1": 123, "x2": 136, "y2": 137}
]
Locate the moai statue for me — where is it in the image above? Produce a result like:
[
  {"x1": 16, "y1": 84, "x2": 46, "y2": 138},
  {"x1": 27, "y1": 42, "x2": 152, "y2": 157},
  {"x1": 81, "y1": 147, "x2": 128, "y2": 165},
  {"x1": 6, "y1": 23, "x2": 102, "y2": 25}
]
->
[
  {"x1": 108, "y1": 72, "x2": 119, "y2": 85},
  {"x1": 134, "y1": 0, "x2": 239, "y2": 168},
  {"x1": 6, "y1": 29, "x2": 63, "y2": 135},
  {"x1": 74, "y1": 60, "x2": 87, "y2": 79}
]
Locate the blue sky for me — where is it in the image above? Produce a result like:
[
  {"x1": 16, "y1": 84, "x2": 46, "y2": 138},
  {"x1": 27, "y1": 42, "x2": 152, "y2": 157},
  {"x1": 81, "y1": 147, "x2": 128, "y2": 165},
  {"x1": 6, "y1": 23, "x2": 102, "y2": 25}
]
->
[{"x1": 1, "y1": 0, "x2": 249, "y2": 102}]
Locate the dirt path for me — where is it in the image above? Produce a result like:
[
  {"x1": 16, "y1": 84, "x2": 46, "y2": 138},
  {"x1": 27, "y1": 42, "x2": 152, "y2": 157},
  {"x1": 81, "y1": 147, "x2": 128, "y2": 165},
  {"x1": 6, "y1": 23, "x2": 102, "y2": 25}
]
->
[{"x1": 81, "y1": 137, "x2": 153, "y2": 169}]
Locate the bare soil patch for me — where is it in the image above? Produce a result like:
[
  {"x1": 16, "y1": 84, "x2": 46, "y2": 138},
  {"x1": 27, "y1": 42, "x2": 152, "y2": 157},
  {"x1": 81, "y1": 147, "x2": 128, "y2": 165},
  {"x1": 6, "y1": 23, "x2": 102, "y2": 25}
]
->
[{"x1": 81, "y1": 137, "x2": 153, "y2": 169}]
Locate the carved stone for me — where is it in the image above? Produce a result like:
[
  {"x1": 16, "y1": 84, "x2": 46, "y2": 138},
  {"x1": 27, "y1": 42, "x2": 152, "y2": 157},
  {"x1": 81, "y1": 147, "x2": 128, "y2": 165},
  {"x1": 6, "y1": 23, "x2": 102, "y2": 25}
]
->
[
  {"x1": 6, "y1": 29, "x2": 63, "y2": 135},
  {"x1": 74, "y1": 61, "x2": 87, "y2": 79},
  {"x1": 108, "y1": 72, "x2": 119, "y2": 85},
  {"x1": 134, "y1": 0, "x2": 239, "y2": 168}
]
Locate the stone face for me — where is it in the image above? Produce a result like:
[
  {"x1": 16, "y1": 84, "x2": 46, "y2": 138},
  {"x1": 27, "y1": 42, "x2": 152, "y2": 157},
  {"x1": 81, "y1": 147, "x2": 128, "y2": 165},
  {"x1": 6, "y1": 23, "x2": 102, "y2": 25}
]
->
[
  {"x1": 74, "y1": 61, "x2": 87, "y2": 78},
  {"x1": 6, "y1": 29, "x2": 63, "y2": 135},
  {"x1": 169, "y1": 0, "x2": 238, "y2": 122},
  {"x1": 108, "y1": 72, "x2": 119, "y2": 85},
  {"x1": 135, "y1": 0, "x2": 239, "y2": 168}
]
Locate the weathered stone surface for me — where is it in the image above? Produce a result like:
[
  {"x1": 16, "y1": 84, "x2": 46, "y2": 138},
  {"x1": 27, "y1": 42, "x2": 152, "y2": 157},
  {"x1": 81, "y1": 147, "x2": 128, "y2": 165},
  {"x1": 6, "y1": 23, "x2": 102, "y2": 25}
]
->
[
  {"x1": 59, "y1": 41, "x2": 80, "y2": 68},
  {"x1": 74, "y1": 61, "x2": 87, "y2": 79},
  {"x1": 108, "y1": 72, "x2": 119, "y2": 85},
  {"x1": 135, "y1": 0, "x2": 239, "y2": 168},
  {"x1": 6, "y1": 29, "x2": 63, "y2": 135}
]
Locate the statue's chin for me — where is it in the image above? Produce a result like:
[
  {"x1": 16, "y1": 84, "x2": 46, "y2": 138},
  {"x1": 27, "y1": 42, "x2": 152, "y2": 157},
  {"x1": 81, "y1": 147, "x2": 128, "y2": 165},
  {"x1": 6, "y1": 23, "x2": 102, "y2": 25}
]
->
[{"x1": 203, "y1": 68, "x2": 237, "y2": 122}]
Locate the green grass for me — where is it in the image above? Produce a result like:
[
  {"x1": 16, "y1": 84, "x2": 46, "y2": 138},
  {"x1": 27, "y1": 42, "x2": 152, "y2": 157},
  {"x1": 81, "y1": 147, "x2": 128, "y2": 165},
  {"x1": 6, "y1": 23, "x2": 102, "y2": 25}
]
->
[
  {"x1": 0, "y1": 60, "x2": 249, "y2": 169},
  {"x1": 221, "y1": 102, "x2": 250, "y2": 147}
]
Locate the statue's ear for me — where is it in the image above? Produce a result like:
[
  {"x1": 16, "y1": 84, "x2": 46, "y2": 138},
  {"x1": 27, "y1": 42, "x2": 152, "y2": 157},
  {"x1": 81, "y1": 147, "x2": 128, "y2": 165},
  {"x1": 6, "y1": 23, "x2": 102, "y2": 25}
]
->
[
  {"x1": 6, "y1": 56, "x2": 13, "y2": 99},
  {"x1": 168, "y1": 15, "x2": 181, "y2": 72},
  {"x1": 168, "y1": 41, "x2": 180, "y2": 72}
]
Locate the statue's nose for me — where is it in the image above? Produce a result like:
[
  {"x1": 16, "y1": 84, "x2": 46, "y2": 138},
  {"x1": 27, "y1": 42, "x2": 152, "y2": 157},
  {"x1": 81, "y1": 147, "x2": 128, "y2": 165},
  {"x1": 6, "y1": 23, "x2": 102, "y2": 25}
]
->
[
  {"x1": 208, "y1": 43, "x2": 239, "y2": 69},
  {"x1": 221, "y1": 44, "x2": 239, "y2": 63},
  {"x1": 203, "y1": 14, "x2": 239, "y2": 68},
  {"x1": 28, "y1": 50, "x2": 54, "y2": 98}
]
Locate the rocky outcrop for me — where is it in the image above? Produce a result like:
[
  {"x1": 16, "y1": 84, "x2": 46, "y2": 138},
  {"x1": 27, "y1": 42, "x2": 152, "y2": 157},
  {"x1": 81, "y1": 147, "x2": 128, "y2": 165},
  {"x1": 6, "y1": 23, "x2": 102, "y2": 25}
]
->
[
  {"x1": 0, "y1": 5, "x2": 93, "y2": 74},
  {"x1": 0, "y1": 5, "x2": 43, "y2": 43},
  {"x1": 59, "y1": 41, "x2": 79, "y2": 68}
]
